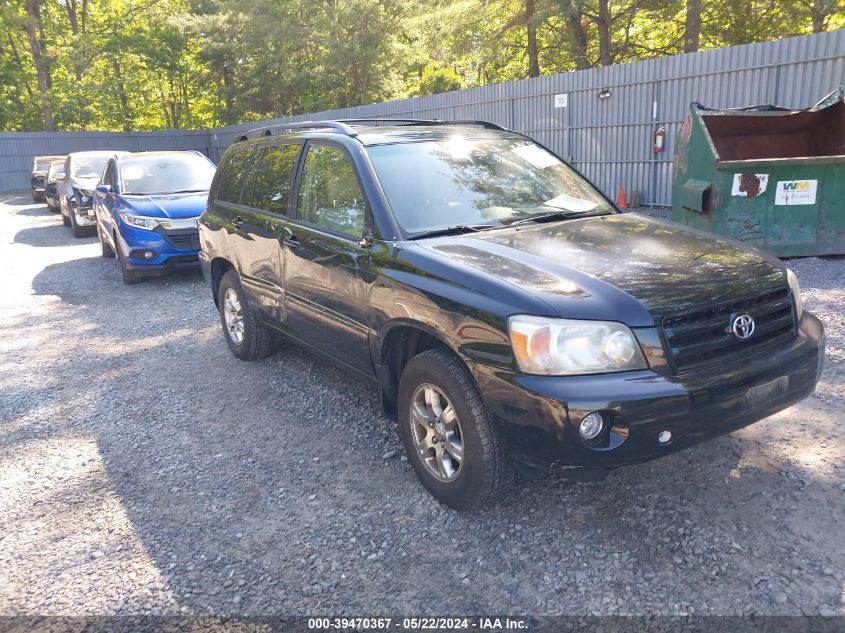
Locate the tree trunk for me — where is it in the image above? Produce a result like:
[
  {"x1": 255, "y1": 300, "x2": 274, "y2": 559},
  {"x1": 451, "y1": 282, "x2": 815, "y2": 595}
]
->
[
  {"x1": 811, "y1": 0, "x2": 826, "y2": 32},
  {"x1": 526, "y1": 0, "x2": 540, "y2": 78},
  {"x1": 597, "y1": 0, "x2": 612, "y2": 66},
  {"x1": 112, "y1": 59, "x2": 131, "y2": 132},
  {"x1": 24, "y1": 0, "x2": 54, "y2": 131},
  {"x1": 222, "y1": 64, "x2": 235, "y2": 125},
  {"x1": 684, "y1": 0, "x2": 701, "y2": 52},
  {"x1": 563, "y1": 4, "x2": 590, "y2": 70},
  {"x1": 65, "y1": 0, "x2": 79, "y2": 35}
]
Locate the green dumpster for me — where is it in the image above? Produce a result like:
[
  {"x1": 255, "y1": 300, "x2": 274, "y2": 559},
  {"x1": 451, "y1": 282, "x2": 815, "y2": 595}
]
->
[{"x1": 671, "y1": 89, "x2": 845, "y2": 257}]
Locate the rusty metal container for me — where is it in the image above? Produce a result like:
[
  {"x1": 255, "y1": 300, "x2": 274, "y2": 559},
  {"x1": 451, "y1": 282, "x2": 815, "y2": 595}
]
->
[{"x1": 671, "y1": 89, "x2": 845, "y2": 257}]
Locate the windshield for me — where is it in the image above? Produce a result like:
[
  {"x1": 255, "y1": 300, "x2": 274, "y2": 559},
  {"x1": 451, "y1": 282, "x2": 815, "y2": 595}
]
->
[
  {"x1": 72, "y1": 157, "x2": 109, "y2": 179},
  {"x1": 36, "y1": 159, "x2": 55, "y2": 171},
  {"x1": 367, "y1": 137, "x2": 613, "y2": 235},
  {"x1": 47, "y1": 163, "x2": 64, "y2": 178},
  {"x1": 120, "y1": 153, "x2": 216, "y2": 195}
]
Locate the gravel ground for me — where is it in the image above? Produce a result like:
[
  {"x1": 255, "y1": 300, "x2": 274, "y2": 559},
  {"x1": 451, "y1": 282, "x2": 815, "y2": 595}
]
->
[{"x1": 1, "y1": 194, "x2": 843, "y2": 619}]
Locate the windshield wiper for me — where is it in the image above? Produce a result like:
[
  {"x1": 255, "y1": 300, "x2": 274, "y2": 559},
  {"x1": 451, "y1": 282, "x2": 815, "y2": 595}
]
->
[
  {"x1": 409, "y1": 223, "x2": 502, "y2": 240},
  {"x1": 506, "y1": 210, "x2": 609, "y2": 227}
]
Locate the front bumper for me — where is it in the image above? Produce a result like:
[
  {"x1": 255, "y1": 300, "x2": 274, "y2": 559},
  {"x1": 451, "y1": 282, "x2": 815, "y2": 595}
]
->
[
  {"x1": 473, "y1": 312, "x2": 824, "y2": 473},
  {"x1": 118, "y1": 222, "x2": 201, "y2": 275}
]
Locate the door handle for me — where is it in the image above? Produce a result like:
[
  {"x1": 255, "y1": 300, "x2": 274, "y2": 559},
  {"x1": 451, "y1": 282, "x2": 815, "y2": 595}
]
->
[
  {"x1": 283, "y1": 235, "x2": 300, "y2": 250},
  {"x1": 232, "y1": 216, "x2": 244, "y2": 228}
]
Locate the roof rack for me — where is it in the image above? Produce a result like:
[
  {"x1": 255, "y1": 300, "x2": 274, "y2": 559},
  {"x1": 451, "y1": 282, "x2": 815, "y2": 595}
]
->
[
  {"x1": 338, "y1": 119, "x2": 507, "y2": 131},
  {"x1": 236, "y1": 120, "x2": 359, "y2": 142},
  {"x1": 235, "y1": 118, "x2": 507, "y2": 141}
]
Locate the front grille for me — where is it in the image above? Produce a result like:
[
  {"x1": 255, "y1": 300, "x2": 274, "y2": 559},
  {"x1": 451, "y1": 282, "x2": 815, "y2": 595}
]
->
[
  {"x1": 162, "y1": 228, "x2": 200, "y2": 250},
  {"x1": 662, "y1": 287, "x2": 796, "y2": 371}
]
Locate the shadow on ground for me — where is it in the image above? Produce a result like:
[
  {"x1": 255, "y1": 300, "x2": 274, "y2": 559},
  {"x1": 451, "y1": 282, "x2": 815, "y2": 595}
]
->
[{"x1": 14, "y1": 223, "x2": 93, "y2": 248}]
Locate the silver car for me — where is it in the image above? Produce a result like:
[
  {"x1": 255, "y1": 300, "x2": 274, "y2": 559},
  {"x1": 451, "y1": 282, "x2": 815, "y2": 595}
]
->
[{"x1": 58, "y1": 151, "x2": 129, "y2": 237}]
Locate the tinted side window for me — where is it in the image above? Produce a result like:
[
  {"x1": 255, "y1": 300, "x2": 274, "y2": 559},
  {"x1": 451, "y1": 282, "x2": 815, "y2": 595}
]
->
[
  {"x1": 103, "y1": 161, "x2": 117, "y2": 187},
  {"x1": 216, "y1": 148, "x2": 253, "y2": 203},
  {"x1": 296, "y1": 145, "x2": 366, "y2": 237},
  {"x1": 250, "y1": 144, "x2": 300, "y2": 214}
]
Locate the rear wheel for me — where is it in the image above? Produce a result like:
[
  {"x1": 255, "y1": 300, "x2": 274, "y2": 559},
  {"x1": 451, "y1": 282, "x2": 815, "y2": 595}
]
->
[
  {"x1": 61, "y1": 207, "x2": 71, "y2": 227},
  {"x1": 398, "y1": 348, "x2": 512, "y2": 510},
  {"x1": 217, "y1": 270, "x2": 275, "y2": 360},
  {"x1": 48, "y1": 204, "x2": 59, "y2": 213},
  {"x1": 116, "y1": 239, "x2": 141, "y2": 284}
]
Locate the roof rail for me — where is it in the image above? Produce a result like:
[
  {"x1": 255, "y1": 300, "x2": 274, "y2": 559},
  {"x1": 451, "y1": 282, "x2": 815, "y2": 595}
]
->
[
  {"x1": 234, "y1": 118, "x2": 507, "y2": 142},
  {"x1": 237, "y1": 120, "x2": 359, "y2": 141},
  {"x1": 339, "y1": 119, "x2": 507, "y2": 131}
]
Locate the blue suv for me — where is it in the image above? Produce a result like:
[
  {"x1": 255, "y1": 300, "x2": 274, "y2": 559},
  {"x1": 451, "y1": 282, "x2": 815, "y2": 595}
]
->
[{"x1": 94, "y1": 151, "x2": 216, "y2": 284}]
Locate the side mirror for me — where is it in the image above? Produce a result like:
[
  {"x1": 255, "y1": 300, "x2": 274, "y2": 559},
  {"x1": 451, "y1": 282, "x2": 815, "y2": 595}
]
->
[{"x1": 96, "y1": 184, "x2": 111, "y2": 194}]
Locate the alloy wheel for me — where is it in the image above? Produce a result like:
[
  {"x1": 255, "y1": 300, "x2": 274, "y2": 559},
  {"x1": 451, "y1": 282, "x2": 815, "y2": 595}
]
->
[
  {"x1": 223, "y1": 288, "x2": 245, "y2": 345},
  {"x1": 409, "y1": 383, "x2": 464, "y2": 482}
]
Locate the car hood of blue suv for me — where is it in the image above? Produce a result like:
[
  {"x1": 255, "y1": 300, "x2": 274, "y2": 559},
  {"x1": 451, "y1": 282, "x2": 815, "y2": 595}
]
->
[{"x1": 119, "y1": 192, "x2": 207, "y2": 219}]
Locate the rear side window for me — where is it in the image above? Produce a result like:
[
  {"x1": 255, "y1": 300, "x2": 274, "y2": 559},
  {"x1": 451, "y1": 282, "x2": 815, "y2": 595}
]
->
[
  {"x1": 216, "y1": 148, "x2": 253, "y2": 203},
  {"x1": 296, "y1": 145, "x2": 366, "y2": 237},
  {"x1": 250, "y1": 144, "x2": 300, "y2": 214}
]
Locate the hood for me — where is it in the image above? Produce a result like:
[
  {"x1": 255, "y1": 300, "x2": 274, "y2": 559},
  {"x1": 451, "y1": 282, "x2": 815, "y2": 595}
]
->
[
  {"x1": 119, "y1": 192, "x2": 208, "y2": 219},
  {"x1": 70, "y1": 176, "x2": 100, "y2": 193},
  {"x1": 419, "y1": 213, "x2": 786, "y2": 325}
]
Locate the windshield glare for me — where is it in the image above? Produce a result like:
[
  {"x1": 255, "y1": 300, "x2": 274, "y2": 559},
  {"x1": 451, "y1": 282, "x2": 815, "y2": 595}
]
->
[
  {"x1": 72, "y1": 157, "x2": 109, "y2": 179},
  {"x1": 120, "y1": 154, "x2": 215, "y2": 195},
  {"x1": 367, "y1": 137, "x2": 613, "y2": 235}
]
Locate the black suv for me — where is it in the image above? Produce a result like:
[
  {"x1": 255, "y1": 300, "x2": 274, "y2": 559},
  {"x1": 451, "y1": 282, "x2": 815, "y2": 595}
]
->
[{"x1": 199, "y1": 119, "x2": 824, "y2": 510}]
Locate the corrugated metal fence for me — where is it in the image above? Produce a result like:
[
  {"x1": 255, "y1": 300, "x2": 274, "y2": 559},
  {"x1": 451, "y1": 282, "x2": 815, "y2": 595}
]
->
[{"x1": 2, "y1": 29, "x2": 843, "y2": 203}]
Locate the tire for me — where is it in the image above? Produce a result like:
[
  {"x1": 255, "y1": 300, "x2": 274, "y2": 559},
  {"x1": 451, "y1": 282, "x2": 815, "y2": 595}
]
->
[
  {"x1": 217, "y1": 269, "x2": 276, "y2": 360},
  {"x1": 61, "y1": 209, "x2": 71, "y2": 227},
  {"x1": 48, "y1": 204, "x2": 59, "y2": 213},
  {"x1": 116, "y1": 240, "x2": 141, "y2": 284},
  {"x1": 398, "y1": 348, "x2": 512, "y2": 510},
  {"x1": 70, "y1": 208, "x2": 91, "y2": 238},
  {"x1": 98, "y1": 224, "x2": 115, "y2": 258}
]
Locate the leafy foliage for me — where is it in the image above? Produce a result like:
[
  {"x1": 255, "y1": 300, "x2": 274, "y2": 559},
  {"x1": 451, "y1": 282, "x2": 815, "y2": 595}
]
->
[{"x1": 1, "y1": 0, "x2": 841, "y2": 131}]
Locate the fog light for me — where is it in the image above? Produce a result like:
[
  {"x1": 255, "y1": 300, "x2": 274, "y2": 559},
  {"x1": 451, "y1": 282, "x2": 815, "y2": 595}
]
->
[
  {"x1": 579, "y1": 412, "x2": 604, "y2": 441},
  {"x1": 658, "y1": 430, "x2": 672, "y2": 444},
  {"x1": 144, "y1": 251, "x2": 155, "y2": 259}
]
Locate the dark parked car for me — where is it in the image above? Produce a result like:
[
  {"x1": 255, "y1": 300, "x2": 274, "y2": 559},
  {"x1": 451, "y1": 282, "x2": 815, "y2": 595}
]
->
[
  {"x1": 44, "y1": 161, "x2": 65, "y2": 212},
  {"x1": 199, "y1": 120, "x2": 825, "y2": 510},
  {"x1": 93, "y1": 151, "x2": 216, "y2": 284},
  {"x1": 31, "y1": 155, "x2": 65, "y2": 202}
]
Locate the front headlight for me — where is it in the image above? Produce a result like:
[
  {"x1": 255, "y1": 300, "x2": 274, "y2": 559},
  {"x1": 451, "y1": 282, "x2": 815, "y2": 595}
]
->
[
  {"x1": 786, "y1": 268, "x2": 803, "y2": 319},
  {"x1": 119, "y1": 213, "x2": 161, "y2": 231},
  {"x1": 508, "y1": 315, "x2": 647, "y2": 375}
]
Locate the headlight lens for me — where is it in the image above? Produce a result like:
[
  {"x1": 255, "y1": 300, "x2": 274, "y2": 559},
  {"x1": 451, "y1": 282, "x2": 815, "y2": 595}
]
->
[
  {"x1": 119, "y1": 213, "x2": 161, "y2": 230},
  {"x1": 508, "y1": 315, "x2": 647, "y2": 375},
  {"x1": 786, "y1": 268, "x2": 803, "y2": 319}
]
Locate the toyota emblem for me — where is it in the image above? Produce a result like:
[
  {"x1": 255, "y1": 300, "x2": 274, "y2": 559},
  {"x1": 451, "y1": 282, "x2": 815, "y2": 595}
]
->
[{"x1": 730, "y1": 313, "x2": 755, "y2": 339}]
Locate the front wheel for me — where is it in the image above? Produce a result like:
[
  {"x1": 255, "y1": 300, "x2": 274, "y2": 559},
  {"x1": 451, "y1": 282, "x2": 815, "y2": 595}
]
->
[
  {"x1": 217, "y1": 270, "x2": 276, "y2": 360},
  {"x1": 70, "y1": 208, "x2": 91, "y2": 238},
  {"x1": 98, "y1": 224, "x2": 115, "y2": 258},
  {"x1": 116, "y1": 240, "x2": 141, "y2": 284},
  {"x1": 61, "y1": 207, "x2": 71, "y2": 227},
  {"x1": 398, "y1": 348, "x2": 512, "y2": 510}
]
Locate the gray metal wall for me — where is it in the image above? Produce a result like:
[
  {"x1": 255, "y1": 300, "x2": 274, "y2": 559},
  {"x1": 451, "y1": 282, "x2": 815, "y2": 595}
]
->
[
  {"x1": 2, "y1": 29, "x2": 843, "y2": 203},
  {"x1": 0, "y1": 130, "x2": 210, "y2": 193}
]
